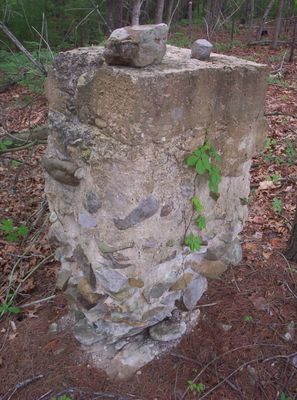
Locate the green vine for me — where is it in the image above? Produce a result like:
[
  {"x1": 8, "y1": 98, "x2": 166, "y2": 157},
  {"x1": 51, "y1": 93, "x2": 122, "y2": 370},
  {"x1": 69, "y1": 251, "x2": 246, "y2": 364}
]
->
[{"x1": 184, "y1": 141, "x2": 221, "y2": 252}]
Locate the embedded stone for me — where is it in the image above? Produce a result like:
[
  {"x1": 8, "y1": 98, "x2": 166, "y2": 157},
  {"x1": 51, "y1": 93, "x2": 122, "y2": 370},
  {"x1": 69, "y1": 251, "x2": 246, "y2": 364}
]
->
[
  {"x1": 41, "y1": 157, "x2": 80, "y2": 186},
  {"x1": 160, "y1": 204, "x2": 173, "y2": 217},
  {"x1": 78, "y1": 212, "x2": 97, "y2": 228},
  {"x1": 170, "y1": 273, "x2": 193, "y2": 291},
  {"x1": 182, "y1": 274, "x2": 207, "y2": 311},
  {"x1": 73, "y1": 318, "x2": 101, "y2": 346},
  {"x1": 77, "y1": 277, "x2": 101, "y2": 305},
  {"x1": 114, "y1": 196, "x2": 159, "y2": 230},
  {"x1": 206, "y1": 238, "x2": 242, "y2": 265},
  {"x1": 83, "y1": 191, "x2": 102, "y2": 214},
  {"x1": 56, "y1": 268, "x2": 72, "y2": 290},
  {"x1": 149, "y1": 320, "x2": 186, "y2": 342},
  {"x1": 191, "y1": 39, "x2": 213, "y2": 61},
  {"x1": 128, "y1": 278, "x2": 144, "y2": 288},
  {"x1": 94, "y1": 265, "x2": 128, "y2": 293},
  {"x1": 104, "y1": 24, "x2": 168, "y2": 67},
  {"x1": 149, "y1": 283, "x2": 169, "y2": 299},
  {"x1": 94, "y1": 118, "x2": 107, "y2": 129},
  {"x1": 185, "y1": 256, "x2": 227, "y2": 279}
]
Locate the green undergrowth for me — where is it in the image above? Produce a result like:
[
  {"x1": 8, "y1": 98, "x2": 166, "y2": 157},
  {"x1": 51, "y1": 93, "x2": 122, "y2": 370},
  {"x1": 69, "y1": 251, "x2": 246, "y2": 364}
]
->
[{"x1": 0, "y1": 48, "x2": 54, "y2": 93}]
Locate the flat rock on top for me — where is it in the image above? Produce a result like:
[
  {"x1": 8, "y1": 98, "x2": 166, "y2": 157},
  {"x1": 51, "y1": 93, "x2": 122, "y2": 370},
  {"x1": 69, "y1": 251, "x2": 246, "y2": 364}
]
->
[{"x1": 104, "y1": 24, "x2": 168, "y2": 67}]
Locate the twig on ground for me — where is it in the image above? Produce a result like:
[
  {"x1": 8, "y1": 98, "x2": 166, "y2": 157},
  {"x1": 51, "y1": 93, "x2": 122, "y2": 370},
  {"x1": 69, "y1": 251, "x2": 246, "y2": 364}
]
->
[
  {"x1": 37, "y1": 387, "x2": 134, "y2": 400},
  {"x1": 198, "y1": 352, "x2": 297, "y2": 400},
  {"x1": 19, "y1": 294, "x2": 56, "y2": 309},
  {"x1": 1, "y1": 374, "x2": 43, "y2": 400},
  {"x1": 284, "y1": 282, "x2": 297, "y2": 301},
  {"x1": 179, "y1": 343, "x2": 287, "y2": 399}
]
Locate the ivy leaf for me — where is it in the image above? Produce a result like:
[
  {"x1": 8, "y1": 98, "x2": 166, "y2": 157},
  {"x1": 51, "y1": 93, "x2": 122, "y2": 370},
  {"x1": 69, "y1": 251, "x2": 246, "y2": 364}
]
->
[
  {"x1": 196, "y1": 215, "x2": 206, "y2": 230},
  {"x1": 191, "y1": 196, "x2": 203, "y2": 213},
  {"x1": 193, "y1": 148, "x2": 202, "y2": 157},
  {"x1": 17, "y1": 224, "x2": 29, "y2": 237},
  {"x1": 195, "y1": 159, "x2": 206, "y2": 175},
  {"x1": 186, "y1": 154, "x2": 198, "y2": 167},
  {"x1": 201, "y1": 152, "x2": 211, "y2": 171},
  {"x1": 185, "y1": 233, "x2": 201, "y2": 252},
  {"x1": 209, "y1": 147, "x2": 221, "y2": 162},
  {"x1": 209, "y1": 165, "x2": 221, "y2": 193}
]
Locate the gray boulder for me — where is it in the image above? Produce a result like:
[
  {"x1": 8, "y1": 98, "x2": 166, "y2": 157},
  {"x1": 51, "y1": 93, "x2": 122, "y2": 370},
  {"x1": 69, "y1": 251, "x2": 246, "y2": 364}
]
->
[
  {"x1": 104, "y1": 24, "x2": 168, "y2": 67},
  {"x1": 191, "y1": 39, "x2": 213, "y2": 61}
]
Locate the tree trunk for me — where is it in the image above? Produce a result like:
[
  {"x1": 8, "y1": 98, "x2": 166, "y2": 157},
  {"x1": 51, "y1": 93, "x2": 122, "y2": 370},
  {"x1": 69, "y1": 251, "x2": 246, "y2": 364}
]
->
[
  {"x1": 206, "y1": 0, "x2": 213, "y2": 30},
  {"x1": 167, "y1": 0, "x2": 175, "y2": 24},
  {"x1": 272, "y1": 0, "x2": 285, "y2": 48},
  {"x1": 188, "y1": 1, "x2": 193, "y2": 40},
  {"x1": 155, "y1": 0, "x2": 165, "y2": 23},
  {"x1": 256, "y1": 0, "x2": 275, "y2": 40},
  {"x1": 167, "y1": 0, "x2": 174, "y2": 24},
  {"x1": 245, "y1": 0, "x2": 255, "y2": 44},
  {"x1": 285, "y1": 202, "x2": 297, "y2": 261},
  {"x1": 132, "y1": 0, "x2": 142, "y2": 25},
  {"x1": 106, "y1": 0, "x2": 114, "y2": 31},
  {"x1": 289, "y1": 16, "x2": 297, "y2": 62},
  {"x1": 114, "y1": 0, "x2": 124, "y2": 28}
]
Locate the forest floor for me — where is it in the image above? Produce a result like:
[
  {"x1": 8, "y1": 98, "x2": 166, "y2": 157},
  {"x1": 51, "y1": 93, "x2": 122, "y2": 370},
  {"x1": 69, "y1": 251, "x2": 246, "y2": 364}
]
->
[{"x1": 0, "y1": 29, "x2": 297, "y2": 400}]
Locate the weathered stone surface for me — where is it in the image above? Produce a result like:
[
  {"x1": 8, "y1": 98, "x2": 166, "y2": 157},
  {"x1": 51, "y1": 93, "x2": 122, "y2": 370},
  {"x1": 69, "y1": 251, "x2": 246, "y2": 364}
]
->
[
  {"x1": 149, "y1": 320, "x2": 186, "y2": 342},
  {"x1": 114, "y1": 196, "x2": 159, "y2": 230},
  {"x1": 104, "y1": 24, "x2": 168, "y2": 67},
  {"x1": 44, "y1": 44, "x2": 268, "y2": 379},
  {"x1": 183, "y1": 274, "x2": 208, "y2": 311},
  {"x1": 191, "y1": 39, "x2": 213, "y2": 60}
]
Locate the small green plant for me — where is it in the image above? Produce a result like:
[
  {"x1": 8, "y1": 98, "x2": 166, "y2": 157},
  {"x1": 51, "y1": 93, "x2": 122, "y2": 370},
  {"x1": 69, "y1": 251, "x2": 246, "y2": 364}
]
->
[
  {"x1": 262, "y1": 138, "x2": 284, "y2": 164},
  {"x1": 51, "y1": 396, "x2": 72, "y2": 400},
  {"x1": 269, "y1": 173, "x2": 281, "y2": 184},
  {"x1": 284, "y1": 139, "x2": 296, "y2": 165},
  {"x1": 168, "y1": 32, "x2": 191, "y2": 48},
  {"x1": 243, "y1": 315, "x2": 253, "y2": 322},
  {"x1": 185, "y1": 232, "x2": 202, "y2": 252},
  {"x1": 0, "y1": 219, "x2": 29, "y2": 242},
  {"x1": 0, "y1": 139, "x2": 14, "y2": 152},
  {"x1": 0, "y1": 293, "x2": 20, "y2": 315},
  {"x1": 187, "y1": 380, "x2": 205, "y2": 394},
  {"x1": 279, "y1": 392, "x2": 293, "y2": 400},
  {"x1": 267, "y1": 75, "x2": 289, "y2": 88},
  {"x1": 185, "y1": 142, "x2": 221, "y2": 194},
  {"x1": 184, "y1": 141, "x2": 221, "y2": 252},
  {"x1": 272, "y1": 198, "x2": 283, "y2": 214}
]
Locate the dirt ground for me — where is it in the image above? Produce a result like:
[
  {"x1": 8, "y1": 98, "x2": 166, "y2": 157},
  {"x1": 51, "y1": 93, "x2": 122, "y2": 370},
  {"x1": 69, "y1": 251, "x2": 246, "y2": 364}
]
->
[{"x1": 0, "y1": 30, "x2": 297, "y2": 400}]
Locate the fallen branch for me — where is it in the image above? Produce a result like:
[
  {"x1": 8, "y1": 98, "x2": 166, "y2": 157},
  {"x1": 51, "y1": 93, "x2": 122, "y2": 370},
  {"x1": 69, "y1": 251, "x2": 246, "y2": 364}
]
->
[
  {"x1": 1, "y1": 375, "x2": 43, "y2": 400},
  {"x1": 0, "y1": 139, "x2": 46, "y2": 155},
  {"x1": 248, "y1": 39, "x2": 293, "y2": 46},
  {"x1": 264, "y1": 111, "x2": 297, "y2": 118},
  {"x1": 1, "y1": 126, "x2": 48, "y2": 144}
]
